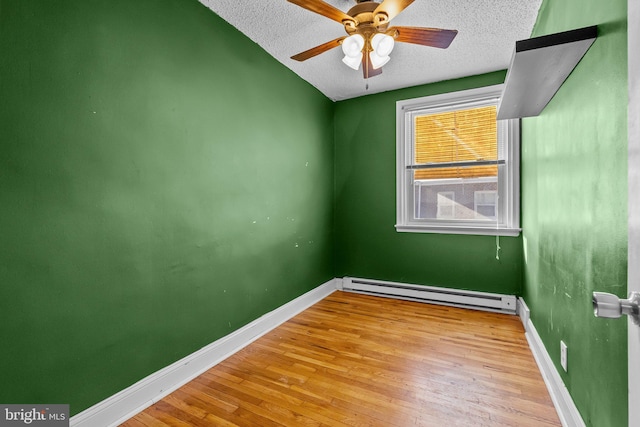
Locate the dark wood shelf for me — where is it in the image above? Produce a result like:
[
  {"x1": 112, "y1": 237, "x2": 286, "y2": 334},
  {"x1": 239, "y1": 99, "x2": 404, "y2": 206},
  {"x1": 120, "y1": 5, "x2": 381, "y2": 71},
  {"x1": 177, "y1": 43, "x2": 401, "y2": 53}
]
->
[{"x1": 497, "y1": 25, "x2": 597, "y2": 120}]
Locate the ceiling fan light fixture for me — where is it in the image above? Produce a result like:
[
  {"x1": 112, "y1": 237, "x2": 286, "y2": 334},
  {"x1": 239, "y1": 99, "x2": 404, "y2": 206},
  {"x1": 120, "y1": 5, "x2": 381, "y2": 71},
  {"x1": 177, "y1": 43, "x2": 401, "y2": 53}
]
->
[{"x1": 342, "y1": 52, "x2": 363, "y2": 70}]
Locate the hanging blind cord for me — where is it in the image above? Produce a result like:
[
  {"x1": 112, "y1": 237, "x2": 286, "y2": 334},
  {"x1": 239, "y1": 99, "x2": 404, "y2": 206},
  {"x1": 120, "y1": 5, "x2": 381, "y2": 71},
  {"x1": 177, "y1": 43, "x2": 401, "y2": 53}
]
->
[{"x1": 495, "y1": 194, "x2": 501, "y2": 260}]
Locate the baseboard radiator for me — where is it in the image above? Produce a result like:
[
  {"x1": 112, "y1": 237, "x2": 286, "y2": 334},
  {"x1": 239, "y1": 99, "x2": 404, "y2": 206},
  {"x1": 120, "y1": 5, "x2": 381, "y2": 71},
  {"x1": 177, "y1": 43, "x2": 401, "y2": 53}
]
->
[{"x1": 339, "y1": 277, "x2": 517, "y2": 314}]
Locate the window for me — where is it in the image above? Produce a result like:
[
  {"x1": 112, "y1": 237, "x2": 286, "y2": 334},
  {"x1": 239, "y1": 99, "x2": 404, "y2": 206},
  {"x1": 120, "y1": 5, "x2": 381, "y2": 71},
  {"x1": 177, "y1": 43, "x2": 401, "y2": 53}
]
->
[{"x1": 396, "y1": 85, "x2": 520, "y2": 236}]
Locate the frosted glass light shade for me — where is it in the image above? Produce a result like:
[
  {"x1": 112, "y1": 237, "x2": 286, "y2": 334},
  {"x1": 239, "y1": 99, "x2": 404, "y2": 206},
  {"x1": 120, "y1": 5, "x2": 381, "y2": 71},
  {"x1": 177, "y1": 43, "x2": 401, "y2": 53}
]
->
[
  {"x1": 342, "y1": 53, "x2": 363, "y2": 70},
  {"x1": 342, "y1": 34, "x2": 365, "y2": 57},
  {"x1": 369, "y1": 51, "x2": 390, "y2": 69},
  {"x1": 341, "y1": 34, "x2": 365, "y2": 70},
  {"x1": 371, "y1": 33, "x2": 394, "y2": 57},
  {"x1": 369, "y1": 33, "x2": 394, "y2": 69}
]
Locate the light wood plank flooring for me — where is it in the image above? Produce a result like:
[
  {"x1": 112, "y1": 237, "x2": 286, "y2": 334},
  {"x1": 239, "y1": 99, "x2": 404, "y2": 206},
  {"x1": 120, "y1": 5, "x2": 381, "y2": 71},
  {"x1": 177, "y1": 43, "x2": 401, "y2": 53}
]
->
[{"x1": 121, "y1": 291, "x2": 561, "y2": 426}]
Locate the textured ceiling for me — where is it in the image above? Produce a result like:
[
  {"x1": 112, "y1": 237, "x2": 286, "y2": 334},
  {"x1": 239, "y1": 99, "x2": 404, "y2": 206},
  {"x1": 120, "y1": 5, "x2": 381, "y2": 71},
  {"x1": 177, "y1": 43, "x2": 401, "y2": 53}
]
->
[{"x1": 199, "y1": 0, "x2": 542, "y2": 101}]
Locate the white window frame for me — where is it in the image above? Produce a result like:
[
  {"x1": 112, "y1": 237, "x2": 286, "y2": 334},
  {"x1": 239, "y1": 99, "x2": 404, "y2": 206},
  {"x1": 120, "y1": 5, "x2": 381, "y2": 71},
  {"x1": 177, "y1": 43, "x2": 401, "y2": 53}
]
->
[{"x1": 396, "y1": 84, "x2": 521, "y2": 236}]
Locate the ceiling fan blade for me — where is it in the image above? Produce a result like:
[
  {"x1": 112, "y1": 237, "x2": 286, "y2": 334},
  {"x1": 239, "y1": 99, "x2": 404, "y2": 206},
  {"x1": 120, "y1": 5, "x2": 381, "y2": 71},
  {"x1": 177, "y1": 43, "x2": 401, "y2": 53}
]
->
[
  {"x1": 373, "y1": 0, "x2": 415, "y2": 22},
  {"x1": 287, "y1": 0, "x2": 353, "y2": 24},
  {"x1": 390, "y1": 26, "x2": 458, "y2": 49},
  {"x1": 291, "y1": 37, "x2": 346, "y2": 61},
  {"x1": 362, "y1": 54, "x2": 383, "y2": 79}
]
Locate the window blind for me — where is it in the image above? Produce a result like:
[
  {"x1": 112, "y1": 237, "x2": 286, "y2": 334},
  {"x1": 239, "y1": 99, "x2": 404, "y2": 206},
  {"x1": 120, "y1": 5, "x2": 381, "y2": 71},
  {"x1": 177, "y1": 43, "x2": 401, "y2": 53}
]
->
[{"x1": 413, "y1": 106, "x2": 498, "y2": 180}]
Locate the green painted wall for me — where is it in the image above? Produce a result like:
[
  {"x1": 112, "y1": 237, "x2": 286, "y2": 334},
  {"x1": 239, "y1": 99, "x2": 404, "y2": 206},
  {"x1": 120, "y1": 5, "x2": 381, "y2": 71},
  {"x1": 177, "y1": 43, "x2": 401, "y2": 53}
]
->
[
  {"x1": 521, "y1": 0, "x2": 628, "y2": 425},
  {"x1": 1, "y1": 0, "x2": 627, "y2": 422},
  {"x1": 333, "y1": 72, "x2": 523, "y2": 295},
  {"x1": 0, "y1": 0, "x2": 334, "y2": 414}
]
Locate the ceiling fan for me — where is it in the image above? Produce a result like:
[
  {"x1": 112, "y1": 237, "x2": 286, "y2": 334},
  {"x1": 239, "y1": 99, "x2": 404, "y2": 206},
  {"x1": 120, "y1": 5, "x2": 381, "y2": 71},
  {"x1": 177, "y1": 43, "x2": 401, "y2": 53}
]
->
[{"x1": 288, "y1": 0, "x2": 458, "y2": 79}]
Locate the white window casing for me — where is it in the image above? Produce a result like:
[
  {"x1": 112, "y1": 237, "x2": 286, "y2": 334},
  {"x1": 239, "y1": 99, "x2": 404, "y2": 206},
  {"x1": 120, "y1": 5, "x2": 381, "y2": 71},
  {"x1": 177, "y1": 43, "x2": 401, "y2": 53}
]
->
[{"x1": 396, "y1": 85, "x2": 521, "y2": 236}]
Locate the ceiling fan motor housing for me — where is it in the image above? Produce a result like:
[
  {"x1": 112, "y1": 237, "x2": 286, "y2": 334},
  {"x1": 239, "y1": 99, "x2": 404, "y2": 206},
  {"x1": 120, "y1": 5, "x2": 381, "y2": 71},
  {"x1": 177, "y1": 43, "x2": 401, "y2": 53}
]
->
[{"x1": 344, "y1": 1, "x2": 390, "y2": 49}]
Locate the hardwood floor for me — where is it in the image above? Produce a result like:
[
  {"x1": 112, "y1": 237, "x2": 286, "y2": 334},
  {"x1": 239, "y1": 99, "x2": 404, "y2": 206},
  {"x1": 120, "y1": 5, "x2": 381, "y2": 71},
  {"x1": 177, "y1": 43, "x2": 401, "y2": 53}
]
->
[{"x1": 121, "y1": 291, "x2": 561, "y2": 426}]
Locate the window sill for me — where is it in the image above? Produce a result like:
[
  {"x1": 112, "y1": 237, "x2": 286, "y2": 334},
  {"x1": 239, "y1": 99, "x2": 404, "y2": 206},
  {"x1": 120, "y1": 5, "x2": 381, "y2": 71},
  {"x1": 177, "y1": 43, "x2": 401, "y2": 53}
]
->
[{"x1": 395, "y1": 224, "x2": 521, "y2": 237}]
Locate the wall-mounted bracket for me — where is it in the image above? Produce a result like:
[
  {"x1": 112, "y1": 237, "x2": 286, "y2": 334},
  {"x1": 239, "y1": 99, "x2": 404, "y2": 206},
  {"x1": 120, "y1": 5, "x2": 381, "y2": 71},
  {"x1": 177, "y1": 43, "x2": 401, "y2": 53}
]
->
[{"x1": 593, "y1": 292, "x2": 640, "y2": 326}]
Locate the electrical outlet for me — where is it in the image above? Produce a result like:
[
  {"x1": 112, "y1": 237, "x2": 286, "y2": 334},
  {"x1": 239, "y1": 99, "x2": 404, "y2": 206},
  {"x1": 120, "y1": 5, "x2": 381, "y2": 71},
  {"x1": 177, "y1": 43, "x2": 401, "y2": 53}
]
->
[{"x1": 560, "y1": 341, "x2": 568, "y2": 372}]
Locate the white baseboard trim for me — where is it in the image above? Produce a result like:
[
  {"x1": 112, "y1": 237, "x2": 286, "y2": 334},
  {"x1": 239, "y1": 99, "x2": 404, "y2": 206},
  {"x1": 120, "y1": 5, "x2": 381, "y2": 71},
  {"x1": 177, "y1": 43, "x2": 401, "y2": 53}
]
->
[
  {"x1": 70, "y1": 279, "x2": 337, "y2": 427},
  {"x1": 517, "y1": 297, "x2": 530, "y2": 328},
  {"x1": 522, "y1": 300, "x2": 585, "y2": 427}
]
